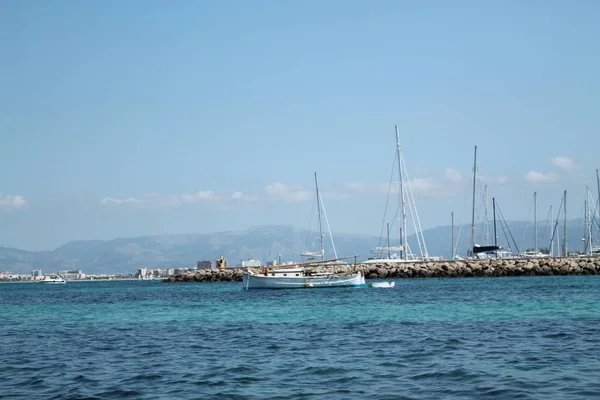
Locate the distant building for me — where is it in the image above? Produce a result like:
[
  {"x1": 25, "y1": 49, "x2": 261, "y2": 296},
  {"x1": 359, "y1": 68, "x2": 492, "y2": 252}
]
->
[
  {"x1": 31, "y1": 270, "x2": 43, "y2": 280},
  {"x1": 197, "y1": 260, "x2": 215, "y2": 270},
  {"x1": 241, "y1": 259, "x2": 262, "y2": 268},
  {"x1": 58, "y1": 270, "x2": 86, "y2": 280},
  {"x1": 136, "y1": 268, "x2": 147, "y2": 279},
  {"x1": 197, "y1": 255, "x2": 228, "y2": 270}
]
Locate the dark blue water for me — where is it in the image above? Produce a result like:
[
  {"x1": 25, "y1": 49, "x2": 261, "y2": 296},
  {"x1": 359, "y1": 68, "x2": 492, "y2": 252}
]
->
[{"x1": 1, "y1": 276, "x2": 600, "y2": 399}]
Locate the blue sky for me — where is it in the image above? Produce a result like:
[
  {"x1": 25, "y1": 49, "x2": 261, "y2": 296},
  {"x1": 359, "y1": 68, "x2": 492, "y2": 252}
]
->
[{"x1": 1, "y1": 0, "x2": 599, "y2": 250}]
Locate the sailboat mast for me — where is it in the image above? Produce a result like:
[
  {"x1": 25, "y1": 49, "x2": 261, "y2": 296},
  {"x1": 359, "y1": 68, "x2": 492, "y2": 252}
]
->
[
  {"x1": 549, "y1": 205, "x2": 554, "y2": 256},
  {"x1": 585, "y1": 187, "x2": 592, "y2": 255},
  {"x1": 451, "y1": 211, "x2": 455, "y2": 260},
  {"x1": 493, "y1": 197, "x2": 497, "y2": 248},
  {"x1": 386, "y1": 222, "x2": 391, "y2": 259},
  {"x1": 314, "y1": 172, "x2": 324, "y2": 261},
  {"x1": 493, "y1": 197, "x2": 498, "y2": 258},
  {"x1": 395, "y1": 124, "x2": 407, "y2": 260},
  {"x1": 534, "y1": 191, "x2": 538, "y2": 253},
  {"x1": 470, "y1": 146, "x2": 478, "y2": 256},
  {"x1": 563, "y1": 190, "x2": 568, "y2": 257},
  {"x1": 596, "y1": 169, "x2": 600, "y2": 247},
  {"x1": 484, "y1": 185, "x2": 489, "y2": 245}
]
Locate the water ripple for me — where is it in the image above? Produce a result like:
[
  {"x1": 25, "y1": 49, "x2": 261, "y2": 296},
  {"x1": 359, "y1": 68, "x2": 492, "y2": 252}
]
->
[{"x1": 1, "y1": 277, "x2": 600, "y2": 399}]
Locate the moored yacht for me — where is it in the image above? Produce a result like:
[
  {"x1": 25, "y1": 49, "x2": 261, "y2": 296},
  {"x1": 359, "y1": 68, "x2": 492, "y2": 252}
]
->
[{"x1": 42, "y1": 275, "x2": 66, "y2": 284}]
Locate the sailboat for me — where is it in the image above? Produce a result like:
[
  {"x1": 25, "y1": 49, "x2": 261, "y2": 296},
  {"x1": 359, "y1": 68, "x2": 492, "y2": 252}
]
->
[
  {"x1": 521, "y1": 192, "x2": 549, "y2": 258},
  {"x1": 242, "y1": 173, "x2": 366, "y2": 290},
  {"x1": 465, "y1": 146, "x2": 518, "y2": 259},
  {"x1": 365, "y1": 125, "x2": 438, "y2": 264}
]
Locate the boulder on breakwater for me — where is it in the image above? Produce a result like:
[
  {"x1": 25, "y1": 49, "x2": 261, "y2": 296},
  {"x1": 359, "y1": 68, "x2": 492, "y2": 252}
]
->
[{"x1": 162, "y1": 257, "x2": 600, "y2": 283}]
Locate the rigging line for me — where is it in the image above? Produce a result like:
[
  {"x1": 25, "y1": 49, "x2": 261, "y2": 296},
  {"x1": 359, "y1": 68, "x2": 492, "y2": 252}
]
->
[
  {"x1": 477, "y1": 185, "x2": 489, "y2": 244},
  {"x1": 401, "y1": 154, "x2": 427, "y2": 257},
  {"x1": 520, "y1": 195, "x2": 534, "y2": 251},
  {"x1": 498, "y1": 211, "x2": 514, "y2": 253},
  {"x1": 377, "y1": 149, "x2": 398, "y2": 250},
  {"x1": 304, "y1": 192, "x2": 317, "y2": 253},
  {"x1": 542, "y1": 205, "x2": 553, "y2": 250},
  {"x1": 318, "y1": 191, "x2": 338, "y2": 260},
  {"x1": 548, "y1": 195, "x2": 565, "y2": 252},
  {"x1": 455, "y1": 190, "x2": 470, "y2": 257},
  {"x1": 591, "y1": 198, "x2": 600, "y2": 230},
  {"x1": 496, "y1": 202, "x2": 520, "y2": 254},
  {"x1": 399, "y1": 150, "x2": 429, "y2": 257}
]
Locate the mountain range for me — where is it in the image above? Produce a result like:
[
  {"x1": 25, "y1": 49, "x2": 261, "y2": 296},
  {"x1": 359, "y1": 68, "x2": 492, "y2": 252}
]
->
[{"x1": 1, "y1": 219, "x2": 597, "y2": 275}]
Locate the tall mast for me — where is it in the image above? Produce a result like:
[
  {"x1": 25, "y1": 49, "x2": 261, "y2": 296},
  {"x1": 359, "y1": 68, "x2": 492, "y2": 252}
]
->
[
  {"x1": 470, "y1": 145, "x2": 478, "y2": 256},
  {"x1": 386, "y1": 222, "x2": 391, "y2": 259},
  {"x1": 534, "y1": 191, "x2": 538, "y2": 253},
  {"x1": 584, "y1": 188, "x2": 588, "y2": 254},
  {"x1": 314, "y1": 172, "x2": 324, "y2": 261},
  {"x1": 493, "y1": 197, "x2": 498, "y2": 258},
  {"x1": 563, "y1": 190, "x2": 567, "y2": 257},
  {"x1": 484, "y1": 185, "x2": 489, "y2": 245},
  {"x1": 549, "y1": 205, "x2": 554, "y2": 256},
  {"x1": 451, "y1": 211, "x2": 455, "y2": 260},
  {"x1": 596, "y1": 169, "x2": 600, "y2": 248},
  {"x1": 585, "y1": 187, "x2": 592, "y2": 255},
  {"x1": 395, "y1": 124, "x2": 407, "y2": 260}
]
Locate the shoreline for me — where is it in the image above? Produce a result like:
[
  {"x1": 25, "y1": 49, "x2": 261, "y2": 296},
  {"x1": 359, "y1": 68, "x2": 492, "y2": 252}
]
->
[{"x1": 163, "y1": 256, "x2": 600, "y2": 283}]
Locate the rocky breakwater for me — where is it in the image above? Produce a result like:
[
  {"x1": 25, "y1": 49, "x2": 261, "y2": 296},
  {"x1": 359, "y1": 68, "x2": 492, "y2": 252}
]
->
[
  {"x1": 162, "y1": 257, "x2": 600, "y2": 283},
  {"x1": 163, "y1": 267, "x2": 245, "y2": 283},
  {"x1": 356, "y1": 256, "x2": 600, "y2": 279}
]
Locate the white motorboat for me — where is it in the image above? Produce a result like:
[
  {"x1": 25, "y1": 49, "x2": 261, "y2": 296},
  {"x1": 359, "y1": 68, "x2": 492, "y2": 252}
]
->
[
  {"x1": 369, "y1": 281, "x2": 396, "y2": 288},
  {"x1": 42, "y1": 275, "x2": 66, "y2": 284},
  {"x1": 242, "y1": 266, "x2": 365, "y2": 290},
  {"x1": 520, "y1": 250, "x2": 549, "y2": 258}
]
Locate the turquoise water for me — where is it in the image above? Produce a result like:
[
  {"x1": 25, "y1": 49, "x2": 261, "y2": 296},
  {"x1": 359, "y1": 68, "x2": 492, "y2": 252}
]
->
[{"x1": 1, "y1": 276, "x2": 600, "y2": 399}]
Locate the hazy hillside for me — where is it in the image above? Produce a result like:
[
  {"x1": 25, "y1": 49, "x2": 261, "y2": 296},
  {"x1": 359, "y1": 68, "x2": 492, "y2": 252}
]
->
[{"x1": 0, "y1": 220, "x2": 597, "y2": 275}]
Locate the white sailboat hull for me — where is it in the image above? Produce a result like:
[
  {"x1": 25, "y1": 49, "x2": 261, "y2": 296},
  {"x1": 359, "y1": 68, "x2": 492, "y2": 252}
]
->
[
  {"x1": 242, "y1": 271, "x2": 366, "y2": 290},
  {"x1": 42, "y1": 278, "x2": 66, "y2": 284}
]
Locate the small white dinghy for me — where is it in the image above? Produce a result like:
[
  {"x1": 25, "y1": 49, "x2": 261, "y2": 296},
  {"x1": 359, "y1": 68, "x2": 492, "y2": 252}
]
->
[{"x1": 369, "y1": 281, "x2": 395, "y2": 288}]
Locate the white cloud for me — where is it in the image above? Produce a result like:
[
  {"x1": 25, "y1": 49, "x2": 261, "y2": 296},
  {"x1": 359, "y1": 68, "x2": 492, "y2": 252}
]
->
[
  {"x1": 264, "y1": 182, "x2": 312, "y2": 203},
  {"x1": 231, "y1": 191, "x2": 260, "y2": 202},
  {"x1": 100, "y1": 190, "x2": 217, "y2": 208},
  {"x1": 444, "y1": 168, "x2": 463, "y2": 182},
  {"x1": 550, "y1": 156, "x2": 576, "y2": 171},
  {"x1": 0, "y1": 193, "x2": 27, "y2": 209},
  {"x1": 410, "y1": 178, "x2": 437, "y2": 193},
  {"x1": 480, "y1": 175, "x2": 509, "y2": 184},
  {"x1": 525, "y1": 171, "x2": 559, "y2": 183},
  {"x1": 379, "y1": 179, "x2": 452, "y2": 197},
  {"x1": 344, "y1": 182, "x2": 364, "y2": 191},
  {"x1": 321, "y1": 191, "x2": 354, "y2": 200}
]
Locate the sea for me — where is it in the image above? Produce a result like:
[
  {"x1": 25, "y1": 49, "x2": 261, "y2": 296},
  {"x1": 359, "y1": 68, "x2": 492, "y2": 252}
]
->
[{"x1": 1, "y1": 276, "x2": 600, "y2": 400}]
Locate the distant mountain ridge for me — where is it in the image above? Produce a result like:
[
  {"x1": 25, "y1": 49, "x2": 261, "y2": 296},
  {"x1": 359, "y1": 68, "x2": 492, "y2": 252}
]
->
[{"x1": 0, "y1": 220, "x2": 597, "y2": 275}]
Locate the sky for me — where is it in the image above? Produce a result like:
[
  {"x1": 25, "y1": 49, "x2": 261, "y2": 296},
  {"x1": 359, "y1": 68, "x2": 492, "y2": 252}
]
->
[{"x1": 1, "y1": 0, "x2": 599, "y2": 250}]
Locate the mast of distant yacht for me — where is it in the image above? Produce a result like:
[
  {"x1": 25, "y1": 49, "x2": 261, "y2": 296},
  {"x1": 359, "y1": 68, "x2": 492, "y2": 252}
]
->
[
  {"x1": 596, "y1": 169, "x2": 600, "y2": 249},
  {"x1": 534, "y1": 191, "x2": 538, "y2": 254},
  {"x1": 314, "y1": 172, "x2": 325, "y2": 261},
  {"x1": 395, "y1": 125, "x2": 407, "y2": 260},
  {"x1": 563, "y1": 190, "x2": 568, "y2": 257},
  {"x1": 451, "y1": 211, "x2": 455, "y2": 260},
  {"x1": 585, "y1": 187, "x2": 592, "y2": 255},
  {"x1": 470, "y1": 146, "x2": 477, "y2": 256},
  {"x1": 549, "y1": 205, "x2": 554, "y2": 256},
  {"x1": 484, "y1": 185, "x2": 490, "y2": 245}
]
